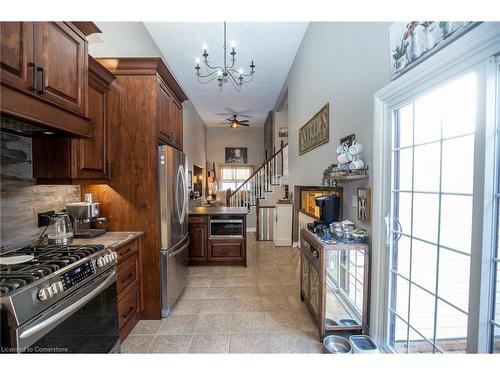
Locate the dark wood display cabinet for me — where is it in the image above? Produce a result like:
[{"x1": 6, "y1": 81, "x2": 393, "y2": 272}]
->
[
  {"x1": 32, "y1": 57, "x2": 116, "y2": 184},
  {"x1": 0, "y1": 22, "x2": 100, "y2": 137},
  {"x1": 300, "y1": 228, "x2": 370, "y2": 341}
]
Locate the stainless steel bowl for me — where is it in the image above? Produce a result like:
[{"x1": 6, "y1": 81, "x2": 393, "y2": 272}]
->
[{"x1": 323, "y1": 335, "x2": 352, "y2": 354}]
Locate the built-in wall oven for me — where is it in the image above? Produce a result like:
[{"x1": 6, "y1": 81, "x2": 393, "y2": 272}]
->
[{"x1": 209, "y1": 216, "x2": 244, "y2": 239}]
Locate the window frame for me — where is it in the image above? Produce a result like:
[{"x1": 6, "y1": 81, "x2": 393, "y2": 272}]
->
[{"x1": 371, "y1": 24, "x2": 500, "y2": 354}]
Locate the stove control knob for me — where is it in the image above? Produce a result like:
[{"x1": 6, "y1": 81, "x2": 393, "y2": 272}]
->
[
  {"x1": 110, "y1": 251, "x2": 118, "y2": 261},
  {"x1": 96, "y1": 256, "x2": 106, "y2": 268},
  {"x1": 104, "y1": 254, "x2": 112, "y2": 263},
  {"x1": 50, "y1": 281, "x2": 64, "y2": 295},
  {"x1": 38, "y1": 286, "x2": 54, "y2": 301}
]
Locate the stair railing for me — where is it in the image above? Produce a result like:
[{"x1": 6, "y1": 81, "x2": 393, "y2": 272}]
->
[{"x1": 227, "y1": 143, "x2": 288, "y2": 208}]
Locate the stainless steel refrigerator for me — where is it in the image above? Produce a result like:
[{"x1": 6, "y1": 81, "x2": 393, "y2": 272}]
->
[{"x1": 158, "y1": 144, "x2": 189, "y2": 317}]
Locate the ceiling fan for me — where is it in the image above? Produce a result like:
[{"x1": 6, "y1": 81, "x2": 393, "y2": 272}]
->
[{"x1": 221, "y1": 114, "x2": 251, "y2": 128}]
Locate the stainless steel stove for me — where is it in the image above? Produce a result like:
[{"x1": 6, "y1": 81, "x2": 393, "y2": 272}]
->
[{"x1": 0, "y1": 244, "x2": 120, "y2": 353}]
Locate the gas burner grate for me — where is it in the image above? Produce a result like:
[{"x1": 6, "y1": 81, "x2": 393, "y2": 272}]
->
[{"x1": 0, "y1": 244, "x2": 104, "y2": 296}]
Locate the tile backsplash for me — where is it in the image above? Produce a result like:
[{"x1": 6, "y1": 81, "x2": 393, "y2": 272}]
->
[{"x1": 1, "y1": 132, "x2": 80, "y2": 248}]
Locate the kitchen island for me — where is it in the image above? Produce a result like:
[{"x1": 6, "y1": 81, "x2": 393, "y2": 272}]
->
[{"x1": 188, "y1": 206, "x2": 248, "y2": 266}]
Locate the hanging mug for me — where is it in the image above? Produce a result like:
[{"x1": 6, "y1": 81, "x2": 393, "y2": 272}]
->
[
  {"x1": 348, "y1": 140, "x2": 364, "y2": 156},
  {"x1": 349, "y1": 156, "x2": 365, "y2": 170},
  {"x1": 336, "y1": 142, "x2": 347, "y2": 155},
  {"x1": 337, "y1": 151, "x2": 353, "y2": 164}
]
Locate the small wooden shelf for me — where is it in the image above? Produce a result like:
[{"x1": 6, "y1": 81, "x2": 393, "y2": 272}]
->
[{"x1": 331, "y1": 174, "x2": 369, "y2": 182}]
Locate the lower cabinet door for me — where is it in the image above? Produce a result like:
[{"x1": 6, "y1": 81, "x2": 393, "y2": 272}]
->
[
  {"x1": 208, "y1": 240, "x2": 243, "y2": 260},
  {"x1": 309, "y1": 264, "x2": 320, "y2": 316},
  {"x1": 118, "y1": 285, "x2": 140, "y2": 342},
  {"x1": 301, "y1": 254, "x2": 310, "y2": 299},
  {"x1": 188, "y1": 224, "x2": 207, "y2": 260}
]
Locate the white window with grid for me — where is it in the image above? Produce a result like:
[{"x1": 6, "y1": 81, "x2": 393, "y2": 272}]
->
[
  {"x1": 219, "y1": 165, "x2": 253, "y2": 191},
  {"x1": 388, "y1": 72, "x2": 477, "y2": 353}
]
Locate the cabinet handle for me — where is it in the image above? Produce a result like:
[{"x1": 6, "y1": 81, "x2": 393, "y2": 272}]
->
[
  {"x1": 121, "y1": 272, "x2": 134, "y2": 284},
  {"x1": 121, "y1": 306, "x2": 134, "y2": 320},
  {"x1": 37, "y1": 67, "x2": 46, "y2": 94},
  {"x1": 28, "y1": 63, "x2": 37, "y2": 92},
  {"x1": 119, "y1": 247, "x2": 133, "y2": 257}
]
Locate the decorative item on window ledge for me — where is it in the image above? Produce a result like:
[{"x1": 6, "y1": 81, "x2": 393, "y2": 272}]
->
[{"x1": 195, "y1": 22, "x2": 255, "y2": 90}]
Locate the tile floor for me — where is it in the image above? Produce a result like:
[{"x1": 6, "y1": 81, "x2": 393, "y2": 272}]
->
[{"x1": 121, "y1": 236, "x2": 322, "y2": 353}]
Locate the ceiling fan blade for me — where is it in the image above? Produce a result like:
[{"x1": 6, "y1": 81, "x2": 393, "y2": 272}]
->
[
  {"x1": 237, "y1": 114, "x2": 252, "y2": 118},
  {"x1": 239, "y1": 123, "x2": 250, "y2": 127},
  {"x1": 226, "y1": 118, "x2": 234, "y2": 122},
  {"x1": 239, "y1": 120, "x2": 250, "y2": 123},
  {"x1": 216, "y1": 113, "x2": 235, "y2": 116}
]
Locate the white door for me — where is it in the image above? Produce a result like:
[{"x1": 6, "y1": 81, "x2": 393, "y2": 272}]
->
[{"x1": 387, "y1": 71, "x2": 479, "y2": 353}]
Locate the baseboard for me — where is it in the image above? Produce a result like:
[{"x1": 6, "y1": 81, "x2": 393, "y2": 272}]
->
[
  {"x1": 292, "y1": 241, "x2": 300, "y2": 248},
  {"x1": 247, "y1": 227, "x2": 256, "y2": 232},
  {"x1": 274, "y1": 239, "x2": 293, "y2": 246}
]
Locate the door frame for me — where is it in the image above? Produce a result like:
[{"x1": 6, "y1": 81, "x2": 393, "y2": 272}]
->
[{"x1": 371, "y1": 23, "x2": 500, "y2": 353}]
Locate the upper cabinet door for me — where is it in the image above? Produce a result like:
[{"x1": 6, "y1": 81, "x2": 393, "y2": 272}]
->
[
  {"x1": 34, "y1": 22, "x2": 87, "y2": 115},
  {"x1": 0, "y1": 22, "x2": 35, "y2": 92},
  {"x1": 157, "y1": 79, "x2": 172, "y2": 142},
  {"x1": 170, "y1": 99, "x2": 183, "y2": 150}
]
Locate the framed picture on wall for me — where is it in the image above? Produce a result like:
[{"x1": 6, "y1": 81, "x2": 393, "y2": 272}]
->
[
  {"x1": 225, "y1": 147, "x2": 248, "y2": 164},
  {"x1": 298, "y1": 103, "x2": 329, "y2": 155}
]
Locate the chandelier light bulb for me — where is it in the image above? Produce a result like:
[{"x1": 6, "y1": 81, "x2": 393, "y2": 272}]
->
[
  {"x1": 230, "y1": 41, "x2": 236, "y2": 48},
  {"x1": 238, "y1": 68, "x2": 244, "y2": 74},
  {"x1": 217, "y1": 70, "x2": 223, "y2": 76},
  {"x1": 195, "y1": 57, "x2": 201, "y2": 64},
  {"x1": 202, "y1": 44, "x2": 207, "y2": 51}
]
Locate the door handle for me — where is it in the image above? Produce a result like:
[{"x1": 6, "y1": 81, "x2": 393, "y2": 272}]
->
[
  {"x1": 394, "y1": 217, "x2": 402, "y2": 243},
  {"x1": 37, "y1": 66, "x2": 46, "y2": 94}
]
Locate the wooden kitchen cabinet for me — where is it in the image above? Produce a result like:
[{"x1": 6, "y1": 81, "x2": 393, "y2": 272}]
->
[
  {"x1": 170, "y1": 98, "x2": 183, "y2": 150},
  {"x1": 32, "y1": 57, "x2": 116, "y2": 183},
  {"x1": 0, "y1": 22, "x2": 34, "y2": 93},
  {"x1": 300, "y1": 236, "x2": 322, "y2": 326},
  {"x1": 33, "y1": 22, "x2": 88, "y2": 116},
  {"x1": 115, "y1": 236, "x2": 143, "y2": 343},
  {"x1": 157, "y1": 79, "x2": 183, "y2": 149},
  {"x1": 0, "y1": 21, "x2": 99, "y2": 137},
  {"x1": 188, "y1": 214, "x2": 247, "y2": 266},
  {"x1": 188, "y1": 222, "x2": 208, "y2": 261}
]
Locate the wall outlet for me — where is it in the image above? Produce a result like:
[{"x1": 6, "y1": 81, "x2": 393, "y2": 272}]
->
[
  {"x1": 38, "y1": 210, "x2": 55, "y2": 227},
  {"x1": 352, "y1": 195, "x2": 358, "y2": 208}
]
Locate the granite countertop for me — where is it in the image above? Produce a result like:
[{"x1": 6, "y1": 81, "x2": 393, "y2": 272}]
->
[
  {"x1": 189, "y1": 206, "x2": 249, "y2": 216},
  {"x1": 301, "y1": 227, "x2": 369, "y2": 252},
  {"x1": 72, "y1": 231, "x2": 143, "y2": 250}
]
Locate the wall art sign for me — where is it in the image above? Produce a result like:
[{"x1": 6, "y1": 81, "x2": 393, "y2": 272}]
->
[
  {"x1": 298, "y1": 103, "x2": 329, "y2": 155},
  {"x1": 390, "y1": 21, "x2": 480, "y2": 80},
  {"x1": 225, "y1": 147, "x2": 248, "y2": 164}
]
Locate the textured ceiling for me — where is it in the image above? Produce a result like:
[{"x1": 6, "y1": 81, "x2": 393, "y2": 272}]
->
[{"x1": 144, "y1": 22, "x2": 308, "y2": 127}]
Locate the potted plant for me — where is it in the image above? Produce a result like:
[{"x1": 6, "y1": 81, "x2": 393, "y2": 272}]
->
[{"x1": 393, "y1": 39, "x2": 409, "y2": 70}]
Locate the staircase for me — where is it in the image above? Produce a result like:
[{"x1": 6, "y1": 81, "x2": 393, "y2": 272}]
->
[{"x1": 227, "y1": 143, "x2": 288, "y2": 240}]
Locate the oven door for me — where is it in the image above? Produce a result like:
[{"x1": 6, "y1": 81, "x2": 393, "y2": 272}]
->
[
  {"x1": 209, "y1": 218, "x2": 244, "y2": 239},
  {"x1": 16, "y1": 268, "x2": 119, "y2": 353}
]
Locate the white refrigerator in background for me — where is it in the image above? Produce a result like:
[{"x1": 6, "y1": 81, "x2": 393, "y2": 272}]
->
[{"x1": 158, "y1": 144, "x2": 189, "y2": 317}]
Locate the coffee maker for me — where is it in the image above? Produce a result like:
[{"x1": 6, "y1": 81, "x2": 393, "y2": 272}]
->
[
  {"x1": 65, "y1": 194, "x2": 106, "y2": 238},
  {"x1": 314, "y1": 195, "x2": 341, "y2": 226}
]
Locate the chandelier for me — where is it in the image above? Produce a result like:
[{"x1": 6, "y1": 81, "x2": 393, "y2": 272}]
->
[{"x1": 195, "y1": 22, "x2": 255, "y2": 90}]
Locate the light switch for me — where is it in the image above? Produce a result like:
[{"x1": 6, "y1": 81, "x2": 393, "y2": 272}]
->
[{"x1": 352, "y1": 195, "x2": 358, "y2": 207}]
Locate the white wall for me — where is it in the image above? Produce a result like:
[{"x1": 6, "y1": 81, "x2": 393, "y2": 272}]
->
[
  {"x1": 285, "y1": 22, "x2": 391, "y2": 231},
  {"x1": 183, "y1": 100, "x2": 207, "y2": 194},
  {"x1": 88, "y1": 22, "x2": 163, "y2": 57},
  {"x1": 206, "y1": 127, "x2": 265, "y2": 168}
]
